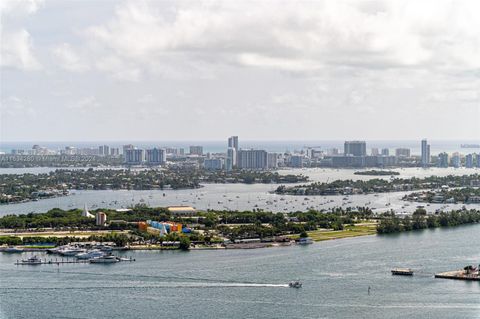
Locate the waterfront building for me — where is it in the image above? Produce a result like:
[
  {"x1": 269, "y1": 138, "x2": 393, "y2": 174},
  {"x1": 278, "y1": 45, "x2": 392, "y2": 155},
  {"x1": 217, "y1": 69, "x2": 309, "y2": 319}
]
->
[
  {"x1": 437, "y1": 152, "x2": 449, "y2": 168},
  {"x1": 381, "y1": 148, "x2": 389, "y2": 156},
  {"x1": 189, "y1": 145, "x2": 203, "y2": 156},
  {"x1": 99, "y1": 145, "x2": 110, "y2": 156},
  {"x1": 110, "y1": 148, "x2": 120, "y2": 156},
  {"x1": 238, "y1": 149, "x2": 268, "y2": 169},
  {"x1": 96, "y1": 212, "x2": 107, "y2": 226},
  {"x1": 371, "y1": 148, "x2": 379, "y2": 156},
  {"x1": 290, "y1": 155, "x2": 304, "y2": 168},
  {"x1": 421, "y1": 139, "x2": 430, "y2": 166},
  {"x1": 344, "y1": 141, "x2": 366, "y2": 157},
  {"x1": 125, "y1": 149, "x2": 144, "y2": 165},
  {"x1": 267, "y1": 153, "x2": 278, "y2": 168},
  {"x1": 227, "y1": 147, "x2": 237, "y2": 170},
  {"x1": 465, "y1": 154, "x2": 474, "y2": 168},
  {"x1": 204, "y1": 158, "x2": 223, "y2": 170},
  {"x1": 145, "y1": 148, "x2": 166, "y2": 165},
  {"x1": 228, "y1": 136, "x2": 239, "y2": 151},
  {"x1": 122, "y1": 144, "x2": 135, "y2": 155},
  {"x1": 395, "y1": 148, "x2": 411, "y2": 157},
  {"x1": 451, "y1": 153, "x2": 461, "y2": 168}
]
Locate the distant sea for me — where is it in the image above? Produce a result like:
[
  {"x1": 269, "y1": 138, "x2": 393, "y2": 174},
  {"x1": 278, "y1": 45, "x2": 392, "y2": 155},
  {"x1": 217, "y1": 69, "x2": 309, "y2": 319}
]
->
[{"x1": 1, "y1": 140, "x2": 479, "y2": 155}]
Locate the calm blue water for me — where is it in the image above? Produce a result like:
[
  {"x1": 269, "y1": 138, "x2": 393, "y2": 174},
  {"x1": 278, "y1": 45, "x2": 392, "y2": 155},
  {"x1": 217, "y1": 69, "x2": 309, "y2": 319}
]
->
[
  {"x1": 1, "y1": 224, "x2": 479, "y2": 319},
  {"x1": 1, "y1": 140, "x2": 478, "y2": 155}
]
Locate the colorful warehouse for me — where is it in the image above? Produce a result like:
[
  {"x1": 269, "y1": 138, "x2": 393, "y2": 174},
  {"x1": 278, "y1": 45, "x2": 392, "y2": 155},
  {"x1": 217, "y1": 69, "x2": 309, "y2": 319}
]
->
[{"x1": 138, "y1": 221, "x2": 191, "y2": 236}]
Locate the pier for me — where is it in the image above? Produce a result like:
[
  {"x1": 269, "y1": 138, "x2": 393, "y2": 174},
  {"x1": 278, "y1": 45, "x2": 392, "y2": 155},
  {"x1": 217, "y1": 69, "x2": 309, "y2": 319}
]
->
[
  {"x1": 15, "y1": 256, "x2": 135, "y2": 265},
  {"x1": 435, "y1": 270, "x2": 480, "y2": 281}
]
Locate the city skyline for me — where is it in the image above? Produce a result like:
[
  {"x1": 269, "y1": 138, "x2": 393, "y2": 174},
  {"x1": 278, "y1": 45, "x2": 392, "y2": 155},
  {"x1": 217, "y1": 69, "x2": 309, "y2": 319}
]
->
[{"x1": 1, "y1": 0, "x2": 479, "y2": 142}]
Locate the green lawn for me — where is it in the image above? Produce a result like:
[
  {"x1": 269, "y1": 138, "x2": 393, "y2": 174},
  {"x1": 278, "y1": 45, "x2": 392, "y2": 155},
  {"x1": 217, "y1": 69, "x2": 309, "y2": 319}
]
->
[{"x1": 306, "y1": 224, "x2": 377, "y2": 242}]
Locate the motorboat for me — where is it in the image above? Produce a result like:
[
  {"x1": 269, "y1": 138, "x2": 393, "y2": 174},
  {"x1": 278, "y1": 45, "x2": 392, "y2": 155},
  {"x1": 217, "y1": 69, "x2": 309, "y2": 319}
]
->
[
  {"x1": 289, "y1": 281, "x2": 302, "y2": 288},
  {"x1": 89, "y1": 255, "x2": 119, "y2": 263},
  {"x1": 75, "y1": 250, "x2": 105, "y2": 260},
  {"x1": 19, "y1": 255, "x2": 42, "y2": 265}
]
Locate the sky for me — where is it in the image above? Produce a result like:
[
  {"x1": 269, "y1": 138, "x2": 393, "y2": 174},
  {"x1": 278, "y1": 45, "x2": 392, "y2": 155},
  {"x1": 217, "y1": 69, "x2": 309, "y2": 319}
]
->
[{"x1": 0, "y1": 0, "x2": 479, "y2": 142}]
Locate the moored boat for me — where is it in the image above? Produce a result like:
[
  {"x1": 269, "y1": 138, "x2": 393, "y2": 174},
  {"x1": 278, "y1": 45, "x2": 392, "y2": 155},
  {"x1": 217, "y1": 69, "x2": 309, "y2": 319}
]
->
[{"x1": 89, "y1": 255, "x2": 119, "y2": 263}]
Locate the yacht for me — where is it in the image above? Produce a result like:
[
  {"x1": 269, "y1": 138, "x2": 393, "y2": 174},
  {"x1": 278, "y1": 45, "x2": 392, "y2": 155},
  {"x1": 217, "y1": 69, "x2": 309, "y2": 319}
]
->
[
  {"x1": 89, "y1": 255, "x2": 119, "y2": 263},
  {"x1": 58, "y1": 247, "x2": 86, "y2": 256},
  {"x1": 19, "y1": 255, "x2": 42, "y2": 265},
  {"x1": 75, "y1": 250, "x2": 105, "y2": 260}
]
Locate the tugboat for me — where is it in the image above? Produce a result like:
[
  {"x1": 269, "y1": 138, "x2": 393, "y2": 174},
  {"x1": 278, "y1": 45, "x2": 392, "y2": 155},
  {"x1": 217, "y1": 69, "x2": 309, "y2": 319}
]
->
[{"x1": 289, "y1": 281, "x2": 302, "y2": 288}]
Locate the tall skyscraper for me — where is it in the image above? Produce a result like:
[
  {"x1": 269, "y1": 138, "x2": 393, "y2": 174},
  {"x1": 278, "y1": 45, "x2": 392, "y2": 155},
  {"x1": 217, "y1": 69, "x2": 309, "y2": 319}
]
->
[
  {"x1": 437, "y1": 152, "x2": 449, "y2": 168},
  {"x1": 124, "y1": 149, "x2": 144, "y2": 165},
  {"x1": 421, "y1": 139, "x2": 430, "y2": 166},
  {"x1": 395, "y1": 148, "x2": 411, "y2": 157},
  {"x1": 465, "y1": 154, "x2": 474, "y2": 168},
  {"x1": 146, "y1": 148, "x2": 166, "y2": 165},
  {"x1": 228, "y1": 136, "x2": 239, "y2": 151},
  {"x1": 381, "y1": 148, "x2": 389, "y2": 156},
  {"x1": 344, "y1": 141, "x2": 366, "y2": 156}
]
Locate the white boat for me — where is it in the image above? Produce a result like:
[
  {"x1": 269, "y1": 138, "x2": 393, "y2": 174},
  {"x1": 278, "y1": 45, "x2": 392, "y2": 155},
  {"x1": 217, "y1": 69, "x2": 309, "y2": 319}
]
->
[
  {"x1": 4, "y1": 246, "x2": 24, "y2": 253},
  {"x1": 289, "y1": 281, "x2": 302, "y2": 288},
  {"x1": 298, "y1": 237, "x2": 313, "y2": 245},
  {"x1": 19, "y1": 255, "x2": 42, "y2": 265},
  {"x1": 89, "y1": 255, "x2": 119, "y2": 263},
  {"x1": 75, "y1": 250, "x2": 105, "y2": 260},
  {"x1": 59, "y1": 248, "x2": 86, "y2": 256}
]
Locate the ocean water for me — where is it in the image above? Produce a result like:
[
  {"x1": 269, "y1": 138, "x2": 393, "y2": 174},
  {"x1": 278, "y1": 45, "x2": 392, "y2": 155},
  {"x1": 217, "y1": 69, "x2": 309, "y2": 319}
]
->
[{"x1": 0, "y1": 224, "x2": 479, "y2": 319}]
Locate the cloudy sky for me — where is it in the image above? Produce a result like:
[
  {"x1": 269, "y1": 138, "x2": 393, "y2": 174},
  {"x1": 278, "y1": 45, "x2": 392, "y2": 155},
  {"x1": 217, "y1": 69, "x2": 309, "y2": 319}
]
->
[{"x1": 1, "y1": 0, "x2": 479, "y2": 142}]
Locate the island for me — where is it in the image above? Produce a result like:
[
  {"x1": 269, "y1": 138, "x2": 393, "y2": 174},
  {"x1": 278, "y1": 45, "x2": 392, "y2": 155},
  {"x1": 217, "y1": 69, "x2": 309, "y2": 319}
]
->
[{"x1": 0, "y1": 168, "x2": 308, "y2": 204}]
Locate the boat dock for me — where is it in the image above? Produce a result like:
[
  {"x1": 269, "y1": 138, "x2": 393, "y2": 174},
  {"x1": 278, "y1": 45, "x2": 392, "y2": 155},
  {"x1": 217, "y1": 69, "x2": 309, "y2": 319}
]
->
[
  {"x1": 435, "y1": 270, "x2": 480, "y2": 281},
  {"x1": 15, "y1": 256, "x2": 135, "y2": 265}
]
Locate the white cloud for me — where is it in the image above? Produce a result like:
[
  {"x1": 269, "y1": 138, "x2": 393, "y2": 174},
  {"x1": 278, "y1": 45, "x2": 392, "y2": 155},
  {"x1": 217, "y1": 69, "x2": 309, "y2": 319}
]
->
[
  {"x1": 71, "y1": 0, "x2": 480, "y2": 80},
  {"x1": 0, "y1": 96, "x2": 36, "y2": 117},
  {"x1": 68, "y1": 96, "x2": 101, "y2": 111},
  {"x1": 1, "y1": 29, "x2": 41, "y2": 70},
  {"x1": 52, "y1": 43, "x2": 88, "y2": 72},
  {"x1": 1, "y1": 0, "x2": 44, "y2": 71}
]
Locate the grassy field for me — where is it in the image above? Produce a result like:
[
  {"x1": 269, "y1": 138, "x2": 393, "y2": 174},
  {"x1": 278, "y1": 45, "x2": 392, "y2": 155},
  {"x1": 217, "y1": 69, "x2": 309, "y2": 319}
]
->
[{"x1": 306, "y1": 223, "x2": 377, "y2": 242}]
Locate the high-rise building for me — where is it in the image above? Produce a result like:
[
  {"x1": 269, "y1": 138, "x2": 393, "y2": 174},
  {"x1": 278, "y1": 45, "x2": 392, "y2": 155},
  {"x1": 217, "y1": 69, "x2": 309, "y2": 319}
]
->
[
  {"x1": 227, "y1": 147, "x2": 236, "y2": 170},
  {"x1": 227, "y1": 136, "x2": 239, "y2": 166},
  {"x1": 371, "y1": 148, "x2": 379, "y2": 156},
  {"x1": 110, "y1": 148, "x2": 120, "y2": 156},
  {"x1": 146, "y1": 148, "x2": 166, "y2": 165},
  {"x1": 421, "y1": 139, "x2": 430, "y2": 166},
  {"x1": 451, "y1": 153, "x2": 461, "y2": 168},
  {"x1": 267, "y1": 153, "x2": 278, "y2": 169},
  {"x1": 381, "y1": 148, "x2": 389, "y2": 156},
  {"x1": 189, "y1": 146, "x2": 203, "y2": 156},
  {"x1": 125, "y1": 149, "x2": 144, "y2": 165},
  {"x1": 228, "y1": 136, "x2": 239, "y2": 151},
  {"x1": 437, "y1": 152, "x2": 449, "y2": 168},
  {"x1": 395, "y1": 148, "x2": 411, "y2": 157},
  {"x1": 204, "y1": 158, "x2": 223, "y2": 170},
  {"x1": 344, "y1": 141, "x2": 366, "y2": 157},
  {"x1": 98, "y1": 145, "x2": 109, "y2": 156},
  {"x1": 290, "y1": 155, "x2": 303, "y2": 168},
  {"x1": 96, "y1": 212, "x2": 107, "y2": 226},
  {"x1": 237, "y1": 149, "x2": 268, "y2": 169},
  {"x1": 465, "y1": 154, "x2": 474, "y2": 168},
  {"x1": 123, "y1": 144, "x2": 135, "y2": 155}
]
